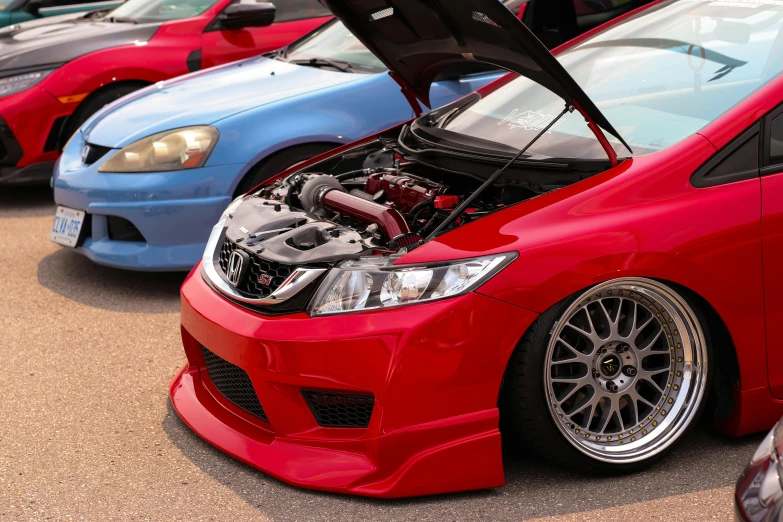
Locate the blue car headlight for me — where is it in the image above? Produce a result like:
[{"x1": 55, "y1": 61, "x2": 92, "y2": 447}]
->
[{"x1": 99, "y1": 126, "x2": 219, "y2": 173}]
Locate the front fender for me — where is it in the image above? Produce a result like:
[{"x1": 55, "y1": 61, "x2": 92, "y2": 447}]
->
[{"x1": 403, "y1": 133, "x2": 766, "y2": 392}]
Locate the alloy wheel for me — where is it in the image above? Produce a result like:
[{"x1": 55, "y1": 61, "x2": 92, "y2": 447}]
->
[{"x1": 544, "y1": 278, "x2": 708, "y2": 464}]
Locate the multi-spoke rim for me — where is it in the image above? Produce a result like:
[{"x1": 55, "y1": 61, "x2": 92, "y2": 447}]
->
[{"x1": 544, "y1": 278, "x2": 708, "y2": 464}]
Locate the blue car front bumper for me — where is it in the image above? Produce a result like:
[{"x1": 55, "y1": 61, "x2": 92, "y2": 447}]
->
[{"x1": 53, "y1": 133, "x2": 244, "y2": 272}]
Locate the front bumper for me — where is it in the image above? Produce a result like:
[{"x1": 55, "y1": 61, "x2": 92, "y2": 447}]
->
[
  {"x1": 171, "y1": 265, "x2": 537, "y2": 497},
  {"x1": 0, "y1": 86, "x2": 72, "y2": 184},
  {"x1": 53, "y1": 131, "x2": 244, "y2": 271}
]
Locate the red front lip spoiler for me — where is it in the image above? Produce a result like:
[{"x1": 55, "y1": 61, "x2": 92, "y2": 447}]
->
[{"x1": 170, "y1": 364, "x2": 506, "y2": 498}]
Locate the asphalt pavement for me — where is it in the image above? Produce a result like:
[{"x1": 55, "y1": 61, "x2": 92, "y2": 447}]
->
[{"x1": 0, "y1": 186, "x2": 764, "y2": 521}]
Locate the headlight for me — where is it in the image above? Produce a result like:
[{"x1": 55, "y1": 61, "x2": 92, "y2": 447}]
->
[
  {"x1": 0, "y1": 69, "x2": 55, "y2": 97},
  {"x1": 308, "y1": 253, "x2": 517, "y2": 316},
  {"x1": 98, "y1": 126, "x2": 218, "y2": 173}
]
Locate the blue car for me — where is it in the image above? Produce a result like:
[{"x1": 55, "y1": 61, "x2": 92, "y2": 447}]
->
[{"x1": 51, "y1": 17, "x2": 506, "y2": 271}]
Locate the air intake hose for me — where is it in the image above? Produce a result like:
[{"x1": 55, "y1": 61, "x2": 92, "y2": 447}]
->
[{"x1": 299, "y1": 174, "x2": 416, "y2": 245}]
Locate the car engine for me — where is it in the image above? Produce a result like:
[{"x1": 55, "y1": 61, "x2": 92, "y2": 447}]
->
[{"x1": 222, "y1": 157, "x2": 544, "y2": 267}]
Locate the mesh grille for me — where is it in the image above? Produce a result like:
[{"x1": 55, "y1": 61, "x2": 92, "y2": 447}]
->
[
  {"x1": 82, "y1": 143, "x2": 112, "y2": 165},
  {"x1": 302, "y1": 391, "x2": 374, "y2": 428},
  {"x1": 201, "y1": 345, "x2": 268, "y2": 422},
  {"x1": 218, "y1": 238, "x2": 295, "y2": 297}
]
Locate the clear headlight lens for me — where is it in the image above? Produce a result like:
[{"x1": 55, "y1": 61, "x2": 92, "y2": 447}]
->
[
  {"x1": 309, "y1": 253, "x2": 516, "y2": 316},
  {"x1": 0, "y1": 69, "x2": 55, "y2": 97},
  {"x1": 98, "y1": 126, "x2": 218, "y2": 173}
]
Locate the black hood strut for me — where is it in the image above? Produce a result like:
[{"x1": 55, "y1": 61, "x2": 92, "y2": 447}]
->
[{"x1": 424, "y1": 103, "x2": 573, "y2": 243}]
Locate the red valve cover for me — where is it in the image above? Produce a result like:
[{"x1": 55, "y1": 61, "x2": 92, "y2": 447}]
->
[{"x1": 364, "y1": 173, "x2": 445, "y2": 214}]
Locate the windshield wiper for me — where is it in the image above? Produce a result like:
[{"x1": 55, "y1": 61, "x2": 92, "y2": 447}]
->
[{"x1": 288, "y1": 58, "x2": 354, "y2": 73}]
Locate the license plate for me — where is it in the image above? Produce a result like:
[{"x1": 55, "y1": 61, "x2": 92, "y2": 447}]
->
[{"x1": 50, "y1": 206, "x2": 85, "y2": 247}]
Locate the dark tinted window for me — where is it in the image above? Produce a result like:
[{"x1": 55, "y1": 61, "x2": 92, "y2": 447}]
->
[
  {"x1": 770, "y1": 114, "x2": 783, "y2": 165},
  {"x1": 692, "y1": 125, "x2": 759, "y2": 188},
  {"x1": 271, "y1": 0, "x2": 330, "y2": 22}
]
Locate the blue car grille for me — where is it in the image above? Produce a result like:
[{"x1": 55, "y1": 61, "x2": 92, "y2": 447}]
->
[
  {"x1": 81, "y1": 143, "x2": 112, "y2": 166},
  {"x1": 218, "y1": 238, "x2": 295, "y2": 297}
]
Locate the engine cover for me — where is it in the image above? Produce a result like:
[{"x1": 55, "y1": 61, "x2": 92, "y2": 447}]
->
[{"x1": 225, "y1": 197, "x2": 369, "y2": 265}]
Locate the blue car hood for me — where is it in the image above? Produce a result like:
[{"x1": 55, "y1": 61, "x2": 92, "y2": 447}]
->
[{"x1": 84, "y1": 57, "x2": 365, "y2": 148}]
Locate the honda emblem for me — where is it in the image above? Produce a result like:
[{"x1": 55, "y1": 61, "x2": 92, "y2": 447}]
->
[{"x1": 226, "y1": 250, "x2": 249, "y2": 286}]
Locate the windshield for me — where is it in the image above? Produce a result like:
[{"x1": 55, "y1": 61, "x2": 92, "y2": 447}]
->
[
  {"x1": 283, "y1": 20, "x2": 386, "y2": 72},
  {"x1": 444, "y1": 0, "x2": 783, "y2": 159},
  {"x1": 107, "y1": 0, "x2": 219, "y2": 23}
]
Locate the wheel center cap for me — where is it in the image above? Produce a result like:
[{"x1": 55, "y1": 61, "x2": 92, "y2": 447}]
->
[{"x1": 600, "y1": 354, "x2": 622, "y2": 378}]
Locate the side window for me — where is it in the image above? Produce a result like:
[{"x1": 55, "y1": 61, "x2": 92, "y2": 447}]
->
[
  {"x1": 691, "y1": 124, "x2": 760, "y2": 188},
  {"x1": 770, "y1": 114, "x2": 783, "y2": 166},
  {"x1": 270, "y1": 0, "x2": 330, "y2": 23}
]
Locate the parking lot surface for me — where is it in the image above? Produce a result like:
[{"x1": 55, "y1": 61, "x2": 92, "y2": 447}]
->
[{"x1": 0, "y1": 187, "x2": 764, "y2": 521}]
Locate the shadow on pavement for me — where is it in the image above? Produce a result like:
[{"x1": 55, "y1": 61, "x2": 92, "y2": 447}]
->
[
  {"x1": 162, "y1": 399, "x2": 763, "y2": 521},
  {"x1": 38, "y1": 248, "x2": 187, "y2": 314},
  {"x1": 0, "y1": 186, "x2": 55, "y2": 218}
]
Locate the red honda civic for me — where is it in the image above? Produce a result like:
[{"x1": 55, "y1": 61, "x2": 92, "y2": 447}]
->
[
  {"x1": 0, "y1": 0, "x2": 331, "y2": 185},
  {"x1": 170, "y1": 0, "x2": 783, "y2": 498}
]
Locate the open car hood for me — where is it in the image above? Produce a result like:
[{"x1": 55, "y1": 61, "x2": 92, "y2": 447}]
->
[{"x1": 320, "y1": 0, "x2": 629, "y2": 150}]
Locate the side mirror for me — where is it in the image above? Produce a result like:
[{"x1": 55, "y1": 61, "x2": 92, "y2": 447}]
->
[{"x1": 218, "y1": 1, "x2": 276, "y2": 31}]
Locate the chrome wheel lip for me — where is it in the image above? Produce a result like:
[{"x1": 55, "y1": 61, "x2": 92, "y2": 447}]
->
[{"x1": 543, "y1": 278, "x2": 708, "y2": 465}]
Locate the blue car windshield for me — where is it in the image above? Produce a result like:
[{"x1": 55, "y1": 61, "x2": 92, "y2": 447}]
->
[
  {"x1": 283, "y1": 20, "x2": 387, "y2": 73},
  {"x1": 445, "y1": 0, "x2": 783, "y2": 159},
  {"x1": 107, "y1": 0, "x2": 219, "y2": 23}
]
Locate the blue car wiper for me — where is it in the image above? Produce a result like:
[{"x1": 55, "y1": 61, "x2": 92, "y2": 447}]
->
[{"x1": 288, "y1": 58, "x2": 354, "y2": 73}]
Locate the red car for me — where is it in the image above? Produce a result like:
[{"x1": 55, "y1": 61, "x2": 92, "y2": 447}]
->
[
  {"x1": 170, "y1": 0, "x2": 783, "y2": 498},
  {"x1": 0, "y1": 0, "x2": 331, "y2": 185}
]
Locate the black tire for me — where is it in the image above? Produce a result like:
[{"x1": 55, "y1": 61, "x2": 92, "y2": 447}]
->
[
  {"x1": 63, "y1": 83, "x2": 147, "y2": 145},
  {"x1": 503, "y1": 278, "x2": 712, "y2": 474},
  {"x1": 233, "y1": 143, "x2": 338, "y2": 198}
]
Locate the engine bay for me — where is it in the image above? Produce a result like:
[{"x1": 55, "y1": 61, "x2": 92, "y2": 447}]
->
[{"x1": 221, "y1": 124, "x2": 608, "y2": 267}]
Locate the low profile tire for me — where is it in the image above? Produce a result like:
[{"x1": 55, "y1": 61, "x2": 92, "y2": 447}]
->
[
  {"x1": 233, "y1": 143, "x2": 338, "y2": 198},
  {"x1": 504, "y1": 278, "x2": 711, "y2": 472},
  {"x1": 63, "y1": 84, "x2": 146, "y2": 143}
]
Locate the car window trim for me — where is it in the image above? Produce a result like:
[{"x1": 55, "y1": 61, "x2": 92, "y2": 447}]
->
[
  {"x1": 691, "y1": 122, "x2": 761, "y2": 188},
  {"x1": 761, "y1": 102, "x2": 783, "y2": 175}
]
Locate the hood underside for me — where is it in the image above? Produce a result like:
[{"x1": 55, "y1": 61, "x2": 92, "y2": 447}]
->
[{"x1": 320, "y1": 0, "x2": 628, "y2": 149}]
